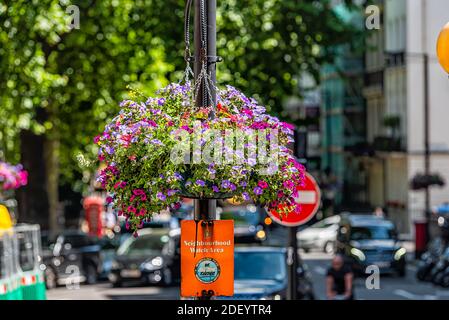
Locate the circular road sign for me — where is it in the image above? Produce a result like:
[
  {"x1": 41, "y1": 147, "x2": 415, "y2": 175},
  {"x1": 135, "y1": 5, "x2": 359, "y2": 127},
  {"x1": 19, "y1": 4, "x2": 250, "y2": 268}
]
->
[{"x1": 268, "y1": 172, "x2": 321, "y2": 227}]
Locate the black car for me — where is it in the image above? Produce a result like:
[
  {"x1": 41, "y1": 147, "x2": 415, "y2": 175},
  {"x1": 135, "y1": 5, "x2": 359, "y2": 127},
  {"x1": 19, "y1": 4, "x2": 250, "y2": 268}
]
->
[
  {"x1": 41, "y1": 230, "x2": 102, "y2": 289},
  {"x1": 220, "y1": 205, "x2": 266, "y2": 244},
  {"x1": 109, "y1": 228, "x2": 180, "y2": 287},
  {"x1": 221, "y1": 247, "x2": 314, "y2": 300},
  {"x1": 335, "y1": 214, "x2": 407, "y2": 277}
]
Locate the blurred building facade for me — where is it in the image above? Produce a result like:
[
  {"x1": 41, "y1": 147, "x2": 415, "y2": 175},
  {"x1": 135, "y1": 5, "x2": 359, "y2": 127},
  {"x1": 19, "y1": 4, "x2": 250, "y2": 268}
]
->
[
  {"x1": 321, "y1": 0, "x2": 449, "y2": 235},
  {"x1": 320, "y1": 4, "x2": 368, "y2": 215}
]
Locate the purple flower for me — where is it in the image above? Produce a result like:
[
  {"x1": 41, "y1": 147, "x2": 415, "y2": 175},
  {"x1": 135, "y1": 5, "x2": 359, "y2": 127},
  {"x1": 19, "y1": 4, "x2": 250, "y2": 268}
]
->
[
  {"x1": 242, "y1": 192, "x2": 250, "y2": 201},
  {"x1": 151, "y1": 139, "x2": 164, "y2": 146},
  {"x1": 157, "y1": 98, "x2": 166, "y2": 106},
  {"x1": 167, "y1": 189, "x2": 178, "y2": 196},
  {"x1": 196, "y1": 179, "x2": 206, "y2": 187},
  {"x1": 253, "y1": 186, "x2": 263, "y2": 195},
  {"x1": 221, "y1": 180, "x2": 231, "y2": 189},
  {"x1": 173, "y1": 172, "x2": 184, "y2": 181},
  {"x1": 229, "y1": 183, "x2": 237, "y2": 191},
  {"x1": 212, "y1": 185, "x2": 220, "y2": 193},
  {"x1": 157, "y1": 192, "x2": 166, "y2": 201},
  {"x1": 240, "y1": 181, "x2": 247, "y2": 187}
]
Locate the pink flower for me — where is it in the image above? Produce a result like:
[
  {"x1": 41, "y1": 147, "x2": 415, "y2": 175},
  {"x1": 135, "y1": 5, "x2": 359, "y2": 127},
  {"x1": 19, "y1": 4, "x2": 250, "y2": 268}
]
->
[
  {"x1": 140, "y1": 194, "x2": 147, "y2": 201},
  {"x1": 283, "y1": 180, "x2": 295, "y2": 190},
  {"x1": 93, "y1": 135, "x2": 101, "y2": 144},
  {"x1": 127, "y1": 206, "x2": 137, "y2": 214},
  {"x1": 281, "y1": 122, "x2": 295, "y2": 130},
  {"x1": 137, "y1": 208, "x2": 146, "y2": 217},
  {"x1": 258, "y1": 180, "x2": 268, "y2": 189},
  {"x1": 133, "y1": 189, "x2": 145, "y2": 196},
  {"x1": 106, "y1": 196, "x2": 113, "y2": 204}
]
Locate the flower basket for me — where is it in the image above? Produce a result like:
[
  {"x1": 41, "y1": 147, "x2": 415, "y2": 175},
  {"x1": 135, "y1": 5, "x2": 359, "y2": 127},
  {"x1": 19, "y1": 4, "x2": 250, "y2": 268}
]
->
[{"x1": 96, "y1": 82, "x2": 306, "y2": 233}]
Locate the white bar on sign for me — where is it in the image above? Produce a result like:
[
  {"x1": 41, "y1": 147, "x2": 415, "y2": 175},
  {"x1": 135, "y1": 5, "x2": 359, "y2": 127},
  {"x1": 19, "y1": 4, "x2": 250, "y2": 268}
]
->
[{"x1": 296, "y1": 191, "x2": 316, "y2": 204}]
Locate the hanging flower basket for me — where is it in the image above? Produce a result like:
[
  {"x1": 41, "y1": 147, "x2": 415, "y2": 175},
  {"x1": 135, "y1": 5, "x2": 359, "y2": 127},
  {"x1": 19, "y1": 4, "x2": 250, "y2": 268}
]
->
[
  {"x1": 95, "y1": 82, "x2": 306, "y2": 233},
  {"x1": 0, "y1": 161, "x2": 28, "y2": 195}
]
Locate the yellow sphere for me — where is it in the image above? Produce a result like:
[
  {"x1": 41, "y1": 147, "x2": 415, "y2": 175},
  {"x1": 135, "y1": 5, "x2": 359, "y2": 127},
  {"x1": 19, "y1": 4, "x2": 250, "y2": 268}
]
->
[{"x1": 437, "y1": 22, "x2": 449, "y2": 73}]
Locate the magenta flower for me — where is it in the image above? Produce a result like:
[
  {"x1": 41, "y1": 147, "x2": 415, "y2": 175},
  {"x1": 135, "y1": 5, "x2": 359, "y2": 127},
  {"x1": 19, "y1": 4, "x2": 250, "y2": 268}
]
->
[
  {"x1": 133, "y1": 189, "x2": 145, "y2": 196},
  {"x1": 283, "y1": 180, "x2": 295, "y2": 190},
  {"x1": 258, "y1": 180, "x2": 268, "y2": 189},
  {"x1": 127, "y1": 206, "x2": 137, "y2": 214}
]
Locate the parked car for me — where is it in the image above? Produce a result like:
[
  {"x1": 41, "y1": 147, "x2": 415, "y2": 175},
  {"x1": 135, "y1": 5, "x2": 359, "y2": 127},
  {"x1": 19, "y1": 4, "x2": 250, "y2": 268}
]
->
[
  {"x1": 335, "y1": 214, "x2": 407, "y2": 277},
  {"x1": 109, "y1": 228, "x2": 180, "y2": 287},
  {"x1": 97, "y1": 233, "x2": 129, "y2": 281},
  {"x1": 297, "y1": 215, "x2": 340, "y2": 253},
  {"x1": 220, "y1": 204, "x2": 266, "y2": 244},
  {"x1": 224, "y1": 247, "x2": 314, "y2": 300},
  {"x1": 41, "y1": 230, "x2": 101, "y2": 289}
]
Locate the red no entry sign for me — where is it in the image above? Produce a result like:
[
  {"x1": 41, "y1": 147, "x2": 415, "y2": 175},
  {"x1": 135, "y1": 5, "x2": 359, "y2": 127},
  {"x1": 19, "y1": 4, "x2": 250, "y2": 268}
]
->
[{"x1": 268, "y1": 172, "x2": 321, "y2": 227}]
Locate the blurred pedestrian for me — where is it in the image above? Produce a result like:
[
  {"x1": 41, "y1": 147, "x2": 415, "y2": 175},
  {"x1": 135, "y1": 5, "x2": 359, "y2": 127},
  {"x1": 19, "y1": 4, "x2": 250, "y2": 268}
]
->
[
  {"x1": 373, "y1": 206, "x2": 385, "y2": 218},
  {"x1": 326, "y1": 255, "x2": 354, "y2": 300}
]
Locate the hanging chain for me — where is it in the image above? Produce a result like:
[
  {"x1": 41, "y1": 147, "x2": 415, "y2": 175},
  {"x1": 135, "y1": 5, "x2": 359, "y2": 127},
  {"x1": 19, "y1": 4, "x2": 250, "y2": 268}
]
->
[{"x1": 184, "y1": 0, "x2": 220, "y2": 109}]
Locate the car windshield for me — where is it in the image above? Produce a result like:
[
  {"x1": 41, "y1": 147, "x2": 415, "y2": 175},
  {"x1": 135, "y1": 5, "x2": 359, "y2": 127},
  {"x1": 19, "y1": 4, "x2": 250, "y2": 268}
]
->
[
  {"x1": 117, "y1": 233, "x2": 169, "y2": 256},
  {"x1": 221, "y1": 211, "x2": 259, "y2": 226},
  {"x1": 234, "y1": 252, "x2": 286, "y2": 282},
  {"x1": 350, "y1": 225, "x2": 395, "y2": 240}
]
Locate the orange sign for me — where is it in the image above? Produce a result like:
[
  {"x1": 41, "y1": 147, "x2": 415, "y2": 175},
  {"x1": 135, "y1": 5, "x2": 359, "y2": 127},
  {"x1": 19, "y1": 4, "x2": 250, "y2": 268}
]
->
[{"x1": 180, "y1": 219, "x2": 234, "y2": 297}]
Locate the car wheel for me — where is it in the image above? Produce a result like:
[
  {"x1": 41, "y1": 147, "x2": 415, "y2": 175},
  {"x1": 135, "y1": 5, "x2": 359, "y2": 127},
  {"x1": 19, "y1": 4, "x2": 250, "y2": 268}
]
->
[
  {"x1": 45, "y1": 267, "x2": 57, "y2": 290},
  {"x1": 85, "y1": 264, "x2": 97, "y2": 285},
  {"x1": 416, "y1": 266, "x2": 428, "y2": 281},
  {"x1": 441, "y1": 274, "x2": 449, "y2": 288},
  {"x1": 397, "y1": 267, "x2": 406, "y2": 278},
  {"x1": 323, "y1": 241, "x2": 334, "y2": 254},
  {"x1": 432, "y1": 271, "x2": 445, "y2": 286}
]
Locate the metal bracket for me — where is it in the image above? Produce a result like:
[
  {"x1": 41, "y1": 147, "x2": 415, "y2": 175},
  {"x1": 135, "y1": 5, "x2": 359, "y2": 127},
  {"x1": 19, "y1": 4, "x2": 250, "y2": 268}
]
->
[{"x1": 186, "y1": 55, "x2": 223, "y2": 64}]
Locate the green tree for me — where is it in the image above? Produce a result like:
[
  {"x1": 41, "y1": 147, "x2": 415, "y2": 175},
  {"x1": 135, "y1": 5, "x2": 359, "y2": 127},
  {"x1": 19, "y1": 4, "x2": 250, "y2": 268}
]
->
[{"x1": 0, "y1": 0, "x2": 366, "y2": 230}]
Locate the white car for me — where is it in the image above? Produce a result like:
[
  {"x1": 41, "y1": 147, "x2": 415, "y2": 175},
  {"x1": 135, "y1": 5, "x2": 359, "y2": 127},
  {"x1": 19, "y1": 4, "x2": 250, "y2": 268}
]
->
[{"x1": 297, "y1": 215, "x2": 340, "y2": 253}]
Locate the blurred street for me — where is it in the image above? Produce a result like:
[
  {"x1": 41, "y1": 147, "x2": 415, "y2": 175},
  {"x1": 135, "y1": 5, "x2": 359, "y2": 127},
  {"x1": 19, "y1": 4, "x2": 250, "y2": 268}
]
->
[
  {"x1": 45, "y1": 225, "x2": 449, "y2": 301},
  {"x1": 46, "y1": 250, "x2": 449, "y2": 301}
]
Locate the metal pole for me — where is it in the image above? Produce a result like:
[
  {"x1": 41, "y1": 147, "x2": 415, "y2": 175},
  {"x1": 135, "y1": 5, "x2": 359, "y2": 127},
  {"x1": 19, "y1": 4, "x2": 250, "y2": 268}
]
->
[
  {"x1": 193, "y1": 0, "x2": 217, "y2": 300},
  {"x1": 423, "y1": 53, "x2": 431, "y2": 243},
  {"x1": 193, "y1": 0, "x2": 217, "y2": 222},
  {"x1": 287, "y1": 227, "x2": 298, "y2": 300}
]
